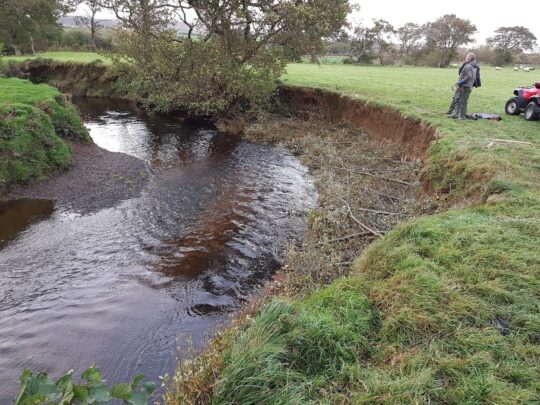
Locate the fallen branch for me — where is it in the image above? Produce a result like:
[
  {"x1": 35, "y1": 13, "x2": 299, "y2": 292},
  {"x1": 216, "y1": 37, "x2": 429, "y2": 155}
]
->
[
  {"x1": 339, "y1": 197, "x2": 384, "y2": 238},
  {"x1": 317, "y1": 231, "x2": 373, "y2": 246},
  {"x1": 357, "y1": 207, "x2": 399, "y2": 216},
  {"x1": 338, "y1": 165, "x2": 413, "y2": 186},
  {"x1": 359, "y1": 186, "x2": 401, "y2": 201}
]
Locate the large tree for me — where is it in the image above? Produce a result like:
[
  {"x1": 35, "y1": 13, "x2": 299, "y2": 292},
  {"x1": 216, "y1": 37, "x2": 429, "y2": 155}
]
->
[
  {"x1": 487, "y1": 26, "x2": 537, "y2": 65},
  {"x1": 75, "y1": 0, "x2": 105, "y2": 49},
  {"x1": 109, "y1": 0, "x2": 351, "y2": 116},
  {"x1": 396, "y1": 22, "x2": 424, "y2": 57},
  {"x1": 370, "y1": 19, "x2": 394, "y2": 65},
  {"x1": 424, "y1": 14, "x2": 476, "y2": 67},
  {"x1": 0, "y1": 0, "x2": 65, "y2": 55},
  {"x1": 350, "y1": 24, "x2": 376, "y2": 64}
]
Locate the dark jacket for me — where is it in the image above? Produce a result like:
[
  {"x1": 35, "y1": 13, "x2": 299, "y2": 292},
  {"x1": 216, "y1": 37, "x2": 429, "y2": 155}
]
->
[{"x1": 459, "y1": 61, "x2": 479, "y2": 88}]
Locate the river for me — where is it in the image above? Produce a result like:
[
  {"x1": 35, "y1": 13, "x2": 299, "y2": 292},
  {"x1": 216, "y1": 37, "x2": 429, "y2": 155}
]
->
[{"x1": 0, "y1": 98, "x2": 317, "y2": 400}]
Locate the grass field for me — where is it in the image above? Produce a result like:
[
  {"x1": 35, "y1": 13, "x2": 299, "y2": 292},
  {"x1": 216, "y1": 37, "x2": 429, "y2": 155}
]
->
[
  {"x1": 2, "y1": 51, "x2": 111, "y2": 64},
  {"x1": 172, "y1": 64, "x2": 540, "y2": 403},
  {"x1": 0, "y1": 78, "x2": 89, "y2": 187}
]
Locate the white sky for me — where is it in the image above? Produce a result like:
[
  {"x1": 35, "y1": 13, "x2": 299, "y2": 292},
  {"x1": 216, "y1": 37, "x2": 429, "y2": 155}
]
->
[
  {"x1": 83, "y1": 0, "x2": 540, "y2": 50},
  {"x1": 350, "y1": 0, "x2": 540, "y2": 48}
]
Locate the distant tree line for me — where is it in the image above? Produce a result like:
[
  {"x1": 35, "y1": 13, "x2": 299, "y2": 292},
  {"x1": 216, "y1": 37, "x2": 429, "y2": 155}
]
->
[
  {"x1": 0, "y1": 0, "x2": 116, "y2": 55},
  {"x1": 326, "y1": 15, "x2": 538, "y2": 67}
]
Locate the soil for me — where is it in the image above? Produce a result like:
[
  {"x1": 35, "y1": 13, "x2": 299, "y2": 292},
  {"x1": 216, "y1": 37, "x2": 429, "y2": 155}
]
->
[
  {"x1": 243, "y1": 113, "x2": 436, "y2": 293},
  {"x1": 3, "y1": 141, "x2": 151, "y2": 214},
  {"x1": 277, "y1": 85, "x2": 439, "y2": 161}
]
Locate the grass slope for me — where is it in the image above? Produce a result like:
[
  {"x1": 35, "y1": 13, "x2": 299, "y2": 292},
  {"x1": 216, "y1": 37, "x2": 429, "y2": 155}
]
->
[
  {"x1": 209, "y1": 65, "x2": 540, "y2": 403},
  {"x1": 0, "y1": 78, "x2": 90, "y2": 187}
]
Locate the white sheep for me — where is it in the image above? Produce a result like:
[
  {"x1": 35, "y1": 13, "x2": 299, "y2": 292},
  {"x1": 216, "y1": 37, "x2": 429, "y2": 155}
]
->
[
  {"x1": 495, "y1": 67, "x2": 503, "y2": 71},
  {"x1": 513, "y1": 67, "x2": 519, "y2": 71}
]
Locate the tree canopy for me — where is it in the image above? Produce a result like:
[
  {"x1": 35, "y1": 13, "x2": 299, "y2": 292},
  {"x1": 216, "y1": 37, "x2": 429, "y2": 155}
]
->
[
  {"x1": 424, "y1": 14, "x2": 476, "y2": 67},
  {"x1": 488, "y1": 26, "x2": 537, "y2": 65},
  {"x1": 0, "y1": 0, "x2": 66, "y2": 55},
  {"x1": 111, "y1": 0, "x2": 351, "y2": 116}
]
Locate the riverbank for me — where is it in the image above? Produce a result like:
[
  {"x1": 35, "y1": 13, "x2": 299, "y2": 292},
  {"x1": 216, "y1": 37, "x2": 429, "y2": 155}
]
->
[
  {"x1": 5, "y1": 140, "x2": 150, "y2": 214},
  {"x1": 0, "y1": 78, "x2": 90, "y2": 189},
  {"x1": 2, "y1": 57, "x2": 538, "y2": 402},
  {"x1": 167, "y1": 65, "x2": 540, "y2": 403}
]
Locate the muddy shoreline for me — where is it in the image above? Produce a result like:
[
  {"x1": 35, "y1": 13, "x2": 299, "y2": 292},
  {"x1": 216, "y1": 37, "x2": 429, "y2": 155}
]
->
[{"x1": 3, "y1": 140, "x2": 151, "y2": 214}]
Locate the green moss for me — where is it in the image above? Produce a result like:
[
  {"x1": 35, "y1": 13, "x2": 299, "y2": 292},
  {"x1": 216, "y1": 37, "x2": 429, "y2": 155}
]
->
[{"x1": 0, "y1": 78, "x2": 90, "y2": 187}]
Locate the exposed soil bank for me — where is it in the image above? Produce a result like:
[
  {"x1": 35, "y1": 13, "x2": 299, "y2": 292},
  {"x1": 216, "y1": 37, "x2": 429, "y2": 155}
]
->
[
  {"x1": 277, "y1": 85, "x2": 438, "y2": 161},
  {"x1": 4, "y1": 60, "x2": 120, "y2": 98},
  {"x1": 4, "y1": 141, "x2": 150, "y2": 214},
  {"x1": 5, "y1": 62, "x2": 438, "y2": 163}
]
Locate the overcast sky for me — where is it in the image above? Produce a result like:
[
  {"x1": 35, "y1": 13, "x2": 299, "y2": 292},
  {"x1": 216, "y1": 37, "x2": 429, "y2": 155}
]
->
[
  {"x1": 350, "y1": 0, "x2": 540, "y2": 48},
  {"x1": 85, "y1": 0, "x2": 540, "y2": 50}
]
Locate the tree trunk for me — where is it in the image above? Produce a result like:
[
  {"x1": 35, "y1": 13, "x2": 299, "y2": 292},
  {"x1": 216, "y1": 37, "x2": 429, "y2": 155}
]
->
[
  {"x1": 30, "y1": 36, "x2": 36, "y2": 54},
  {"x1": 11, "y1": 44, "x2": 22, "y2": 56}
]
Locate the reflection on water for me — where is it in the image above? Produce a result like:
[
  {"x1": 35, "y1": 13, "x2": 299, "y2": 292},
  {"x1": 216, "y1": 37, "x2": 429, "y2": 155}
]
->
[
  {"x1": 0, "y1": 97, "x2": 316, "y2": 401},
  {"x1": 0, "y1": 199, "x2": 55, "y2": 248}
]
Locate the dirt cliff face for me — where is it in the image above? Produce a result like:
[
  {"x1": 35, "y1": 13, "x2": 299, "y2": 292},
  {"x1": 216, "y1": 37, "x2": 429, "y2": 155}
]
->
[
  {"x1": 5, "y1": 61, "x2": 120, "y2": 98},
  {"x1": 277, "y1": 86, "x2": 439, "y2": 161}
]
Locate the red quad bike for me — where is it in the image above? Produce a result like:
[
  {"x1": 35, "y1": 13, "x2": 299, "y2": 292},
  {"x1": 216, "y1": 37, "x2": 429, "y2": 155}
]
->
[{"x1": 505, "y1": 82, "x2": 540, "y2": 121}]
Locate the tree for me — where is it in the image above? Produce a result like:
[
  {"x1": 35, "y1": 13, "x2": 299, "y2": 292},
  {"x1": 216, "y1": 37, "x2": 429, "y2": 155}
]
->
[
  {"x1": 75, "y1": 0, "x2": 104, "y2": 49},
  {"x1": 424, "y1": 14, "x2": 477, "y2": 67},
  {"x1": 350, "y1": 24, "x2": 376, "y2": 64},
  {"x1": 396, "y1": 22, "x2": 424, "y2": 57},
  {"x1": 0, "y1": 0, "x2": 65, "y2": 55},
  {"x1": 370, "y1": 19, "x2": 394, "y2": 65},
  {"x1": 487, "y1": 26, "x2": 537, "y2": 65},
  {"x1": 110, "y1": 0, "x2": 351, "y2": 116}
]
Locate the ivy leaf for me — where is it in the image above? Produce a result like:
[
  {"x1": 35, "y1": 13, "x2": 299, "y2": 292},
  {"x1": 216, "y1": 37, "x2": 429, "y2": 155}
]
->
[
  {"x1": 111, "y1": 383, "x2": 132, "y2": 400},
  {"x1": 82, "y1": 366, "x2": 102, "y2": 385},
  {"x1": 89, "y1": 383, "x2": 111, "y2": 403},
  {"x1": 73, "y1": 384, "x2": 89, "y2": 403},
  {"x1": 132, "y1": 374, "x2": 145, "y2": 386},
  {"x1": 142, "y1": 382, "x2": 157, "y2": 395},
  {"x1": 127, "y1": 391, "x2": 148, "y2": 405},
  {"x1": 56, "y1": 371, "x2": 74, "y2": 390}
]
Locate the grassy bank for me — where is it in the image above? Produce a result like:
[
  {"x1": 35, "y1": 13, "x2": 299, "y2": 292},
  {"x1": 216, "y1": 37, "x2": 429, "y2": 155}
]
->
[
  {"x1": 168, "y1": 65, "x2": 540, "y2": 403},
  {"x1": 0, "y1": 78, "x2": 90, "y2": 187},
  {"x1": 2, "y1": 51, "x2": 110, "y2": 64}
]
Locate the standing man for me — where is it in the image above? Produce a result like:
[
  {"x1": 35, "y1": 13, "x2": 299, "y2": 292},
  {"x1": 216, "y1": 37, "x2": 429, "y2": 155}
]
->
[{"x1": 448, "y1": 53, "x2": 479, "y2": 119}]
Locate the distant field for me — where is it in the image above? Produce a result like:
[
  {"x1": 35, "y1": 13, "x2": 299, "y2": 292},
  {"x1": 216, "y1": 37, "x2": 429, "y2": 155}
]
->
[
  {"x1": 283, "y1": 63, "x2": 537, "y2": 133},
  {"x1": 2, "y1": 51, "x2": 111, "y2": 64}
]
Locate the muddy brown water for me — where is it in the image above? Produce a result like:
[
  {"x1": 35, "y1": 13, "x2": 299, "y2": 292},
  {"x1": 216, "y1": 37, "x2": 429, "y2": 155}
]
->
[{"x1": 0, "y1": 98, "x2": 317, "y2": 400}]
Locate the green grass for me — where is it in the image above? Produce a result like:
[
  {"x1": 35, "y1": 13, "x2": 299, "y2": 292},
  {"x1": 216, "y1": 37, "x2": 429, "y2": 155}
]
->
[
  {"x1": 210, "y1": 65, "x2": 540, "y2": 403},
  {"x1": 4, "y1": 54, "x2": 538, "y2": 403},
  {"x1": 0, "y1": 78, "x2": 90, "y2": 187},
  {"x1": 2, "y1": 51, "x2": 110, "y2": 64}
]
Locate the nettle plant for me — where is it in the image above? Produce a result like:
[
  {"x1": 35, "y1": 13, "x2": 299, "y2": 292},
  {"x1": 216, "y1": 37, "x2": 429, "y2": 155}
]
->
[{"x1": 15, "y1": 366, "x2": 156, "y2": 405}]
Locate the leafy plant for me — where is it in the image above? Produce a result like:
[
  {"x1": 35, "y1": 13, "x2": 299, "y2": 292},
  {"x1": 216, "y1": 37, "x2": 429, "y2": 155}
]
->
[{"x1": 15, "y1": 366, "x2": 156, "y2": 405}]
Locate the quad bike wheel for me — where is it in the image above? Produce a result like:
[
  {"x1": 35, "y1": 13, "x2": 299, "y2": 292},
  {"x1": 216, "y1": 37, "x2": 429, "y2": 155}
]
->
[
  {"x1": 505, "y1": 97, "x2": 520, "y2": 115},
  {"x1": 524, "y1": 101, "x2": 539, "y2": 121}
]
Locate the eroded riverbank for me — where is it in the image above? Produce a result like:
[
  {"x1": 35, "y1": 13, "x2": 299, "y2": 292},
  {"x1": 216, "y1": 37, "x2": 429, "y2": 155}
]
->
[
  {"x1": 0, "y1": 98, "x2": 317, "y2": 402},
  {"x1": 166, "y1": 113, "x2": 433, "y2": 403}
]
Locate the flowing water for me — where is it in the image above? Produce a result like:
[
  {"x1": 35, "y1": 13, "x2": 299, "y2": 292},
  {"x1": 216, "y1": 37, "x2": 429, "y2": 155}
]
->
[{"x1": 0, "y1": 98, "x2": 317, "y2": 400}]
